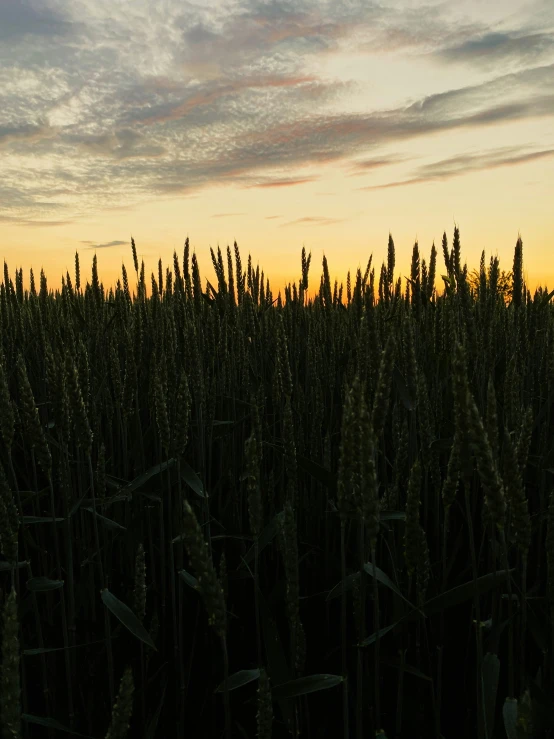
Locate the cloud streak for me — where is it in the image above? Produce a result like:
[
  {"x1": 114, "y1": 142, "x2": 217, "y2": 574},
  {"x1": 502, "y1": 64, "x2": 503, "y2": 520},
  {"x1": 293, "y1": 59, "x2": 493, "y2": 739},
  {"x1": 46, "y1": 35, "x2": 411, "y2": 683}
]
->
[
  {"x1": 84, "y1": 240, "x2": 128, "y2": 249},
  {"x1": 248, "y1": 176, "x2": 319, "y2": 188},
  {"x1": 434, "y1": 31, "x2": 554, "y2": 67},
  {"x1": 359, "y1": 145, "x2": 554, "y2": 190}
]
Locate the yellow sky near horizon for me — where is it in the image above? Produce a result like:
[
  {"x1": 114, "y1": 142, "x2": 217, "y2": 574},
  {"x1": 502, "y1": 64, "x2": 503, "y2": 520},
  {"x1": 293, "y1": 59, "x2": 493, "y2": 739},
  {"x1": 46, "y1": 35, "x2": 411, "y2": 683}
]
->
[{"x1": 1, "y1": 0, "x2": 553, "y2": 296}]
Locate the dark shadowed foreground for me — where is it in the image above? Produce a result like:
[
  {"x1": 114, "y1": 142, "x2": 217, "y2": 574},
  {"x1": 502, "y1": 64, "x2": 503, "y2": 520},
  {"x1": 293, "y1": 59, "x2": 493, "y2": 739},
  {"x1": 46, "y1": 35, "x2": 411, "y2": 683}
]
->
[{"x1": 0, "y1": 229, "x2": 552, "y2": 738}]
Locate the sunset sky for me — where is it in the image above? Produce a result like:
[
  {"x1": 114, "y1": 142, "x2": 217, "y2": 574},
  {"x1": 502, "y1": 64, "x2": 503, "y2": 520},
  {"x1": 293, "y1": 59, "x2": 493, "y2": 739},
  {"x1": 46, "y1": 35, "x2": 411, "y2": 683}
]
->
[{"x1": 1, "y1": 0, "x2": 553, "y2": 296}]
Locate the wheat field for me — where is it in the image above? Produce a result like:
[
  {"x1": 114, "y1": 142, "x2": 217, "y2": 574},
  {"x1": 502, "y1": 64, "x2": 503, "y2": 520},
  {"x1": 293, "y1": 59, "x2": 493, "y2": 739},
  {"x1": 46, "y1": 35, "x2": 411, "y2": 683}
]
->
[{"x1": 0, "y1": 227, "x2": 552, "y2": 738}]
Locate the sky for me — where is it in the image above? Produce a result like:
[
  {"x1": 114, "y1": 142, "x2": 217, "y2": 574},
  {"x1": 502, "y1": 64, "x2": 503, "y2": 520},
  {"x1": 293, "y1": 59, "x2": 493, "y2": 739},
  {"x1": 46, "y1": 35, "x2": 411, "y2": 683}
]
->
[{"x1": 0, "y1": 0, "x2": 553, "y2": 296}]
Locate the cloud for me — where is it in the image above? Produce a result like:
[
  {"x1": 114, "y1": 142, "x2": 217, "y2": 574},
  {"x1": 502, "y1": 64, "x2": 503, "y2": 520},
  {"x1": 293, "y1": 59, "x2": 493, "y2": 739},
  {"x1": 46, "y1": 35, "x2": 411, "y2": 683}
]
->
[
  {"x1": 171, "y1": 2, "x2": 379, "y2": 82},
  {"x1": 0, "y1": 0, "x2": 553, "y2": 224},
  {"x1": 247, "y1": 176, "x2": 319, "y2": 188},
  {"x1": 347, "y1": 154, "x2": 409, "y2": 176},
  {"x1": 85, "y1": 240, "x2": 128, "y2": 249},
  {"x1": 0, "y1": 179, "x2": 72, "y2": 223},
  {"x1": 0, "y1": 122, "x2": 58, "y2": 149},
  {"x1": 358, "y1": 7, "x2": 485, "y2": 55},
  {"x1": 131, "y1": 74, "x2": 322, "y2": 128},
  {"x1": 434, "y1": 31, "x2": 554, "y2": 67},
  {"x1": 68, "y1": 129, "x2": 167, "y2": 159},
  {"x1": 358, "y1": 145, "x2": 554, "y2": 190},
  {"x1": 0, "y1": 0, "x2": 73, "y2": 41}
]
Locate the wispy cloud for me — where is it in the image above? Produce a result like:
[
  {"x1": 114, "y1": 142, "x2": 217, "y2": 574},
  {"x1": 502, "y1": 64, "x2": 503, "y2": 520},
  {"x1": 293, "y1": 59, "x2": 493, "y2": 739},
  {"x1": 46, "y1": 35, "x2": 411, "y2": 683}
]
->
[
  {"x1": 247, "y1": 176, "x2": 319, "y2": 188},
  {"x1": 433, "y1": 31, "x2": 554, "y2": 68},
  {"x1": 347, "y1": 154, "x2": 410, "y2": 176},
  {"x1": 359, "y1": 145, "x2": 554, "y2": 190},
  {"x1": 85, "y1": 239, "x2": 128, "y2": 249}
]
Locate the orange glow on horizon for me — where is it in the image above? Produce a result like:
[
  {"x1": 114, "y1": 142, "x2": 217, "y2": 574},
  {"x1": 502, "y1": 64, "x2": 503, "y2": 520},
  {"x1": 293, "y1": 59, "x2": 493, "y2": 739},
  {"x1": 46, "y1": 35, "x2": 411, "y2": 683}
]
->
[{"x1": 1, "y1": 0, "x2": 552, "y2": 300}]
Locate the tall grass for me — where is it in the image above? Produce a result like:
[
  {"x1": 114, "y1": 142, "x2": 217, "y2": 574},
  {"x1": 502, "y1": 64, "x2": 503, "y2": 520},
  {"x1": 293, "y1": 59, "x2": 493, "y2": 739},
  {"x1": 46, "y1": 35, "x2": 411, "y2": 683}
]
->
[{"x1": 0, "y1": 230, "x2": 552, "y2": 738}]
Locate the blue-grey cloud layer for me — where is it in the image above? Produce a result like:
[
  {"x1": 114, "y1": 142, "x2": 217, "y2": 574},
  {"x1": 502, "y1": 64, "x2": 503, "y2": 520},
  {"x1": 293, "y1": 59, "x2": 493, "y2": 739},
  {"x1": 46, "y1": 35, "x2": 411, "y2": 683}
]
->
[
  {"x1": 0, "y1": 0, "x2": 553, "y2": 224},
  {"x1": 0, "y1": 0, "x2": 73, "y2": 41}
]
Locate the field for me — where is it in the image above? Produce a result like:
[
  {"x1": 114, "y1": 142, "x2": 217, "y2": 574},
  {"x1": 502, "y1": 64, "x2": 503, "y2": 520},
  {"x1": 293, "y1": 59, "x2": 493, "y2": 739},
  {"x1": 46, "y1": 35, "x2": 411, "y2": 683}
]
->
[{"x1": 0, "y1": 227, "x2": 553, "y2": 738}]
